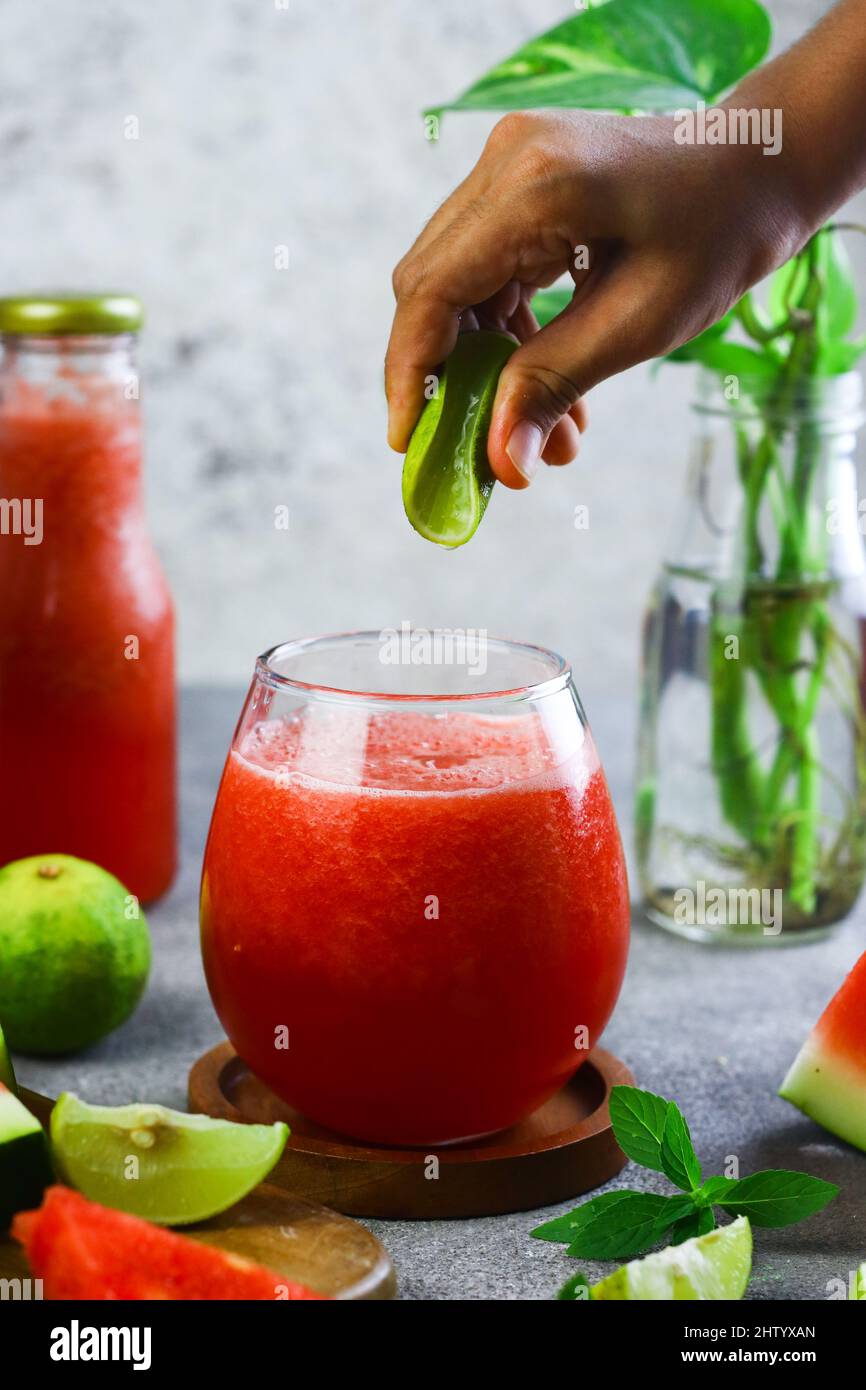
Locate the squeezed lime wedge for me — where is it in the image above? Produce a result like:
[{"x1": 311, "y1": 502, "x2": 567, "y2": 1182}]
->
[
  {"x1": 591, "y1": 1216, "x2": 752, "y2": 1300},
  {"x1": 0, "y1": 1022, "x2": 16, "y2": 1094},
  {"x1": 402, "y1": 329, "x2": 517, "y2": 548},
  {"x1": 51, "y1": 1093, "x2": 288, "y2": 1226}
]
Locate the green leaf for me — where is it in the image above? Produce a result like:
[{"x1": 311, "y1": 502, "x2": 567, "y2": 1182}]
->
[
  {"x1": 531, "y1": 286, "x2": 573, "y2": 328},
  {"x1": 609, "y1": 1085, "x2": 673, "y2": 1171},
  {"x1": 816, "y1": 336, "x2": 866, "y2": 375},
  {"x1": 820, "y1": 230, "x2": 858, "y2": 340},
  {"x1": 766, "y1": 230, "x2": 859, "y2": 348},
  {"x1": 566, "y1": 1192, "x2": 697, "y2": 1260},
  {"x1": 429, "y1": 0, "x2": 772, "y2": 119},
  {"x1": 531, "y1": 1188, "x2": 643, "y2": 1244},
  {"x1": 767, "y1": 252, "x2": 809, "y2": 327},
  {"x1": 556, "y1": 1271, "x2": 592, "y2": 1301},
  {"x1": 664, "y1": 311, "x2": 734, "y2": 364},
  {"x1": 660, "y1": 1106, "x2": 702, "y2": 1191},
  {"x1": 670, "y1": 340, "x2": 778, "y2": 377},
  {"x1": 715, "y1": 1170, "x2": 839, "y2": 1228},
  {"x1": 669, "y1": 1206, "x2": 716, "y2": 1244},
  {"x1": 696, "y1": 1174, "x2": 736, "y2": 1205}
]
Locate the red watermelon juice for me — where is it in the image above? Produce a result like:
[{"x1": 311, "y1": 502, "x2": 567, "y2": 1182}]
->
[{"x1": 202, "y1": 696, "x2": 629, "y2": 1147}]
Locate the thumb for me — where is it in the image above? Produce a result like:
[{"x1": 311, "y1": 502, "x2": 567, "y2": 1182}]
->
[{"x1": 487, "y1": 260, "x2": 666, "y2": 488}]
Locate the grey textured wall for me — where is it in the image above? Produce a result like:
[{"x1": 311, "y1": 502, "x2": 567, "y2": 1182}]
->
[{"x1": 2, "y1": 0, "x2": 862, "y2": 713}]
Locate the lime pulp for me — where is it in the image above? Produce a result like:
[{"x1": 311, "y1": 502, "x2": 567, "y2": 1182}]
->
[
  {"x1": 591, "y1": 1216, "x2": 752, "y2": 1301},
  {"x1": 51, "y1": 1093, "x2": 288, "y2": 1226}
]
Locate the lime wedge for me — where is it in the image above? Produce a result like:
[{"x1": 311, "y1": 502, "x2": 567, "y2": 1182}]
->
[
  {"x1": 0, "y1": 1022, "x2": 16, "y2": 1094},
  {"x1": 591, "y1": 1216, "x2": 752, "y2": 1300},
  {"x1": 402, "y1": 329, "x2": 517, "y2": 548},
  {"x1": 855, "y1": 1263, "x2": 866, "y2": 1300},
  {"x1": 51, "y1": 1093, "x2": 288, "y2": 1226}
]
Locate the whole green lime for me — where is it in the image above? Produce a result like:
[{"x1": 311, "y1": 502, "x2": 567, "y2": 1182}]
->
[{"x1": 0, "y1": 855, "x2": 151, "y2": 1054}]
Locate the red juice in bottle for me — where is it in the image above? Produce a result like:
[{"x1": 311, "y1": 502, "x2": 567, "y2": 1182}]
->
[{"x1": 0, "y1": 296, "x2": 176, "y2": 902}]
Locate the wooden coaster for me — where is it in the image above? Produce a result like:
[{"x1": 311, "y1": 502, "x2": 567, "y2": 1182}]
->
[
  {"x1": 1, "y1": 1087, "x2": 395, "y2": 1301},
  {"x1": 189, "y1": 1044, "x2": 633, "y2": 1220}
]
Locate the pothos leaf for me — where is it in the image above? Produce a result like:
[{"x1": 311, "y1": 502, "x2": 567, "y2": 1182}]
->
[{"x1": 428, "y1": 0, "x2": 772, "y2": 119}]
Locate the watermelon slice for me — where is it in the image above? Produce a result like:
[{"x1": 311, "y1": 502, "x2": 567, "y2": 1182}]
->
[
  {"x1": 780, "y1": 949, "x2": 866, "y2": 1150},
  {"x1": 13, "y1": 1187, "x2": 325, "y2": 1300},
  {"x1": 0, "y1": 1082, "x2": 53, "y2": 1230}
]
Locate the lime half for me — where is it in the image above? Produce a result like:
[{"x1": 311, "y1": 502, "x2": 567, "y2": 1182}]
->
[
  {"x1": 592, "y1": 1217, "x2": 752, "y2": 1301},
  {"x1": 51, "y1": 1093, "x2": 288, "y2": 1226},
  {"x1": 402, "y1": 329, "x2": 517, "y2": 548},
  {"x1": 0, "y1": 1023, "x2": 16, "y2": 1093}
]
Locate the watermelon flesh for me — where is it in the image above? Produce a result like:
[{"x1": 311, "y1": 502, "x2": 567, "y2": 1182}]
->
[
  {"x1": 780, "y1": 948, "x2": 866, "y2": 1151},
  {"x1": 13, "y1": 1187, "x2": 325, "y2": 1300}
]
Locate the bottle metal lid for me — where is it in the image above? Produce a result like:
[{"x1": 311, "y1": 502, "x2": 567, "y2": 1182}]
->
[{"x1": 0, "y1": 293, "x2": 144, "y2": 335}]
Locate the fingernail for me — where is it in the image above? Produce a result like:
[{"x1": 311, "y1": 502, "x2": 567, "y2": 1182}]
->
[{"x1": 506, "y1": 421, "x2": 544, "y2": 482}]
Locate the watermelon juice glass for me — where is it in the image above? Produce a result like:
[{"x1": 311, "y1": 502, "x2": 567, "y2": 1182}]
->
[{"x1": 201, "y1": 633, "x2": 630, "y2": 1146}]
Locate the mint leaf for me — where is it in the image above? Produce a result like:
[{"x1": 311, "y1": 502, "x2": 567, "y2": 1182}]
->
[
  {"x1": 608, "y1": 1085, "x2": 671, "y2": 1172},
  {"x1": 669, "y1": 1206, "x2": 715, "y2": 1245},
  {"x1": 556, "y1": 1271, "x2": 591, "y2": 1302},
  {"x1": 565, "y1": 1192, "x2": 697, "y2": 1261},
  {"x1": 531, "y1": 1189, "x2": 643, "y2": 1244},
  {"x1": 660, "y1": 1105, "x2": 702, "y2": 1192},
  {"x1": 716, "y1": 1170, "x2": 839, "y2": 1228},
  {"x1": 696, "y1": 1174, "x2": 735, "y2": 1206}
]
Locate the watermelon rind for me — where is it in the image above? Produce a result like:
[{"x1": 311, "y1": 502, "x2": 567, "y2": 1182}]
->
[
  {"x1": 0, "y1": 1022, "x2": 16, "y2": 1093},
  {"x1": 780, "y1": 1035, "x2": 866, "y2": 1152},
  {"x1": 0, "y1": 1084, "x2": 54, "y2": 1230}
]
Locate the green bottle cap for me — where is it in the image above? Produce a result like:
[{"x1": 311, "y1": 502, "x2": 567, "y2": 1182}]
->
[{"x1": 0, "y1": 293, "x2": 144, "y2": 336}]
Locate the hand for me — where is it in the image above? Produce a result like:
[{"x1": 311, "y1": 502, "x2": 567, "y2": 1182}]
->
[{"x1": 385, "y1": 109, "x2": 806, "y2": 488}]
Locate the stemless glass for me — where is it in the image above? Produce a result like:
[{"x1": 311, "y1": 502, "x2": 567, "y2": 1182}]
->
[{"x1": 200, "y1": 632, "x2": 630, "y2": 1146}]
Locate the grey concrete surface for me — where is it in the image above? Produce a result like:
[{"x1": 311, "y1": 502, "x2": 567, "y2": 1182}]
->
[
  {"x1": 15, "y1": 688, "x2": 866, "y2": 1302},
  {"x1": 2, "y1": 1, "x2": 864, "y2": 714}
]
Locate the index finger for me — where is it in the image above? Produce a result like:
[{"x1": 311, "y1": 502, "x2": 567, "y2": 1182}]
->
[{"x1": 385, "y1": 214, "x2": 519, "y2": 452}]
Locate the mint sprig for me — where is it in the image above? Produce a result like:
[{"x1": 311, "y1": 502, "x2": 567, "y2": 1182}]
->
[{"x1": 531, "y1": 1085, "x2": 838, "y2": 1266}]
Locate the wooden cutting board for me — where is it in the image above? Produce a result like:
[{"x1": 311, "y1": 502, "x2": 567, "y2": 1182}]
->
[{"x1": 0, "y1": 1088, "x2": 395, "y2": 1300}]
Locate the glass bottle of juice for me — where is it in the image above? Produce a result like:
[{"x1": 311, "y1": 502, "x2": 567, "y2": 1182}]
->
[{"x1": 0, "y1": 294, "x2": 176, "y2": 902}]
